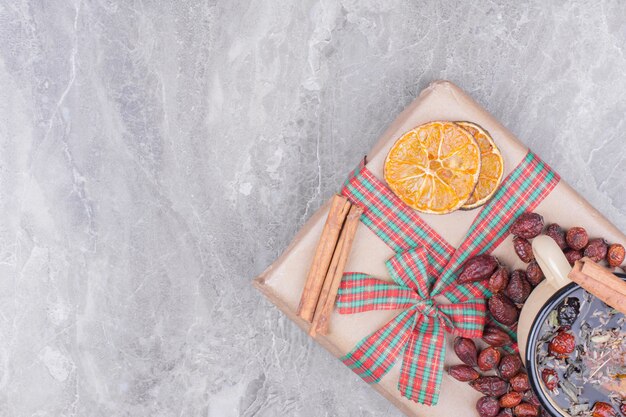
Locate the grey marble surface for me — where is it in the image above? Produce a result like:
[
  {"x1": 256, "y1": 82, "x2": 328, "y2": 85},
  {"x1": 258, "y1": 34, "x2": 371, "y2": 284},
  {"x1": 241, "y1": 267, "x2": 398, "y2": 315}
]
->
[{"x1": 1, "y1": 1, "x2": 626, "y2": 416}]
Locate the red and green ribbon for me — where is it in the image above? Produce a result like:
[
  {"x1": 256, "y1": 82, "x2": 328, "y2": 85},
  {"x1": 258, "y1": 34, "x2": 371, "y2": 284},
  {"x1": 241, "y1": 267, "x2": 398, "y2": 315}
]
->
[{"x1": 337, "y1": 151, "x2": 559, "y2": 405}]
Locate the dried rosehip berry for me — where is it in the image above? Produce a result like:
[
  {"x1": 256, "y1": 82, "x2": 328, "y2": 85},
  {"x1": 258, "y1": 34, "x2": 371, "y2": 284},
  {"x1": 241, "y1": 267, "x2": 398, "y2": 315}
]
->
[
  {"x1": 489, "y1": 293, "x2": 519, "y2": 325},
  {"x1": 500, "y1": 391, "x2": 523, "y2": 408},
  {"x1": 511, "y1": 212, "x2": 544, "y2": 239},
  {"x1": 513, "y1": 236, "x2": 534, "y2": 263},
  {"x1": 448, "y1": 364, "x2": 480, "y2": 382},
  {"x1": 544, "y1": 223, "x2": 567, "y2": 249},
  {"x1": 477, "y1": 396, "x2": 501, "y2": 417},
  {"x1": 523, "y1": 390, "x2": 541, "y2": 407},
  {"x1": 489, "y1": 267, "x2": 509, "y2": 293},
  {"x1": 591, "y1": 401, "x2": 616, "y2": 417},
  {"x1": 584, "y1": 238, "x2": 609, "y2": 262},
  {"x1": 497, "y1": 409, "x2": 514, "y2": 417},
  {"x1": 470, "y1": 376, "x2": 509, "y2": 396},
  {"x1": 566, "y1": 227, "x2": 589, "y2": 250},
  {"x1": 541, "y1": 368, "x2": 558, "y2": 390},
  {"x1": 608, "y1": 243, "x2": 625, "y2": 268},
  {"x1": 478, "y1": 346, "x2": 501, "y2": 371},
  {"x1": 525, "y1": 260, "x2": 545, "y2": 286},
  {"x1": 548, "y1": 329, "x2": 575, "y2": 358},
  {"x1": 510, "y1": 373, "x2": 530, "y2": 392},
  {"x1": 620, "y1": 402, "x2": 626, "y2": 416},
  {"x1": 454, "y1": 336, "x2": 478, "y2": 367},
  {"x1": 557, "y1": 297, "x2": 580, "y2": 326},
  {"x1": 458, "y1": 254, "x2": 499, "y2": 284},
  {"x1": 506, "y1": 270, "x2": 531, "y2": 304},
  {"x1": 564, "y1": 248, "x2": 583, "y2": 265},
  {"x1": 498, "y1": 354, "x2": 522, "y2": 380},
  {"x1": 482, "y1": 325, "x2": 513, "y2": 347},
  {"x1": 514, "y1": 403, "x2": 539, "y2": 417}
]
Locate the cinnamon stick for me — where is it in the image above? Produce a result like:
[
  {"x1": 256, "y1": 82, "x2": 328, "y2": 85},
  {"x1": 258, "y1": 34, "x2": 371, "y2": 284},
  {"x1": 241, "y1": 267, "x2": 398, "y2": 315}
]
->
[
  {"x1": 297, "y1": 195, "x2": 351, "y2": 322},
  {"x1": 580, "y1": 258, "x2": 626, "y2": 298},
  {"x1": 568, "y1": 259, "x2": 626, "y2": 315},
  {"x1": 310, "y1": 204, "x2": 363, "y2": 337}
]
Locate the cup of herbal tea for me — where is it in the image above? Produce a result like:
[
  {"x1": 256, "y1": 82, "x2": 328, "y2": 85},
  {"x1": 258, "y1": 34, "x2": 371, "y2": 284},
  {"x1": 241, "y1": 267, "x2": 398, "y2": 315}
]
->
[{"x1": 517, "y1": 237, "x2": 626, "y2": 417}]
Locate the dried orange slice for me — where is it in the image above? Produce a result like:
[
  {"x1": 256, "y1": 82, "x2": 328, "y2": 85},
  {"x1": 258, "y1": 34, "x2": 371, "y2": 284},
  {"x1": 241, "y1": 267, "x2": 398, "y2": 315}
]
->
[
  {"x1": 455, "y1": 121, "x2": 504, "y2": 209},
  {"x1": 384, "y1": 121, "x2": 481, "y2": 214}
]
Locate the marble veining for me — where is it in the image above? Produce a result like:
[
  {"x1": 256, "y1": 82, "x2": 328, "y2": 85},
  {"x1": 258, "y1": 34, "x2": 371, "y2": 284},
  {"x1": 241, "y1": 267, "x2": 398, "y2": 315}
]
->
[{"x1": 0, "y1": 1, "x2": 626, "y2": 416}]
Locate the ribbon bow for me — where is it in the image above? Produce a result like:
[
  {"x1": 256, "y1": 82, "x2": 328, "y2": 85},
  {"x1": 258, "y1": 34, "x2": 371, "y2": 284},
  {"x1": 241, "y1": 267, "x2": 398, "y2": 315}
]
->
[
  {"x1": 336, "y1": 152, "x2": 559, "y2": 406},
  {"x1": 337, "y1": 248, "x2": 485, "y2": 405}
]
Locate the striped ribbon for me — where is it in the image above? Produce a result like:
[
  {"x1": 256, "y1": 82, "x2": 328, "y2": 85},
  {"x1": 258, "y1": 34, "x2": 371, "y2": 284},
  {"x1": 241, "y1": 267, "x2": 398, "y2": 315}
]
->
[{"x1": 337, "y1": 151, "x2": 559, "y2": 405}]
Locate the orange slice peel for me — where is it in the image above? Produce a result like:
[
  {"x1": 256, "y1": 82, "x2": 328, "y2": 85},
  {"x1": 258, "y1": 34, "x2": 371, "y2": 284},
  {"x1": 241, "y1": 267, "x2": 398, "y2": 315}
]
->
[
  {"x1": 455, "y1": 121, "x2": 504, "y2": 209},
  {"x1": 384, "y1": 121, "x2": 482, "y2": 214}
]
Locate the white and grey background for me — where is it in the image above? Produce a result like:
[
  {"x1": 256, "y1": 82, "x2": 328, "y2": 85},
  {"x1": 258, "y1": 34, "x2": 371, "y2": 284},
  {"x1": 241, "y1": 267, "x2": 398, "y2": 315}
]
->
[{"x1": 1, "y1": 1, "x2": 625, "y2": 416}]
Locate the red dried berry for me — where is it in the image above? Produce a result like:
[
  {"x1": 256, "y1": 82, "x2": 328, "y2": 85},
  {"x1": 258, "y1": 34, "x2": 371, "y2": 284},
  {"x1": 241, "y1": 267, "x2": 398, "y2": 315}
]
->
[
  {"x1": 584, "y1": 238, "x2": 609, "y2": 262},
  {"x1": 482, "y1": 325, "x2": 513, "y2": 347},
  {"x1": 525, "y1": 260, "x2": 545, "y2": 286},
  {"x1": 544, "y1": 223, "x2": 567, "y2": 249},
  {"x1": 500, "y1": 391, "x2": 523, "y2": 408},
  {"x1": 510, "y1": 373, "x2": 530, "y2": 392},
  {"x1": 514, "y1": 403, "x2": 539, "y2": 417},
  {"x1": 506, "y1": 270, "x2": 531, "y2": 304},
  {"x1": 489, "y1": 267, "x2": 509, "y2": 293},
  {"x1": 548, "y1": 329, "x2": 575, "y2": 358},
  {"x1": 489, "y1": 293, "x2": 519, "y2": 325},
  {"x1": 564, "y1": 249, "x2": 583, "y2": 266},
  {"x1": 478, "y1": 346, "x2": 501, "y2": 371},
  {"x1": 453, "y1": 337, "x2": 478, "y2": 367},
  {"x1": 566, "y1": 227, "x2": 589, "y2": 250},
  {"x1": 477, "y1": 396, "x2": 501, "y2": 417},
  {"x1": 470, "y1": 376, "x2": 509, "y2": 396},
  {"x1": 458, "y1": 254, "x2": 499, "y2": 284},
  {"x1": 608, "y1": 243, "x2": 626, "y2": 268},
  {"x1": 513, "y1": 236, "x2": 534, "y2": 263},
  {"x1": 591, "y1": 401, "x2": 616, "y2": 417},
  {"x1": 498, "y1": 354, "x2": 522, "y2": 380},
  {"x1": 541, "y1": 368, "x2": 558, "y2": 390},
  {"x1": 448, "y1": 364, "x2": 480, "y2": 382},
  {"x1": 511, "y1": 213, "x2": 544, "y2": 239}
]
